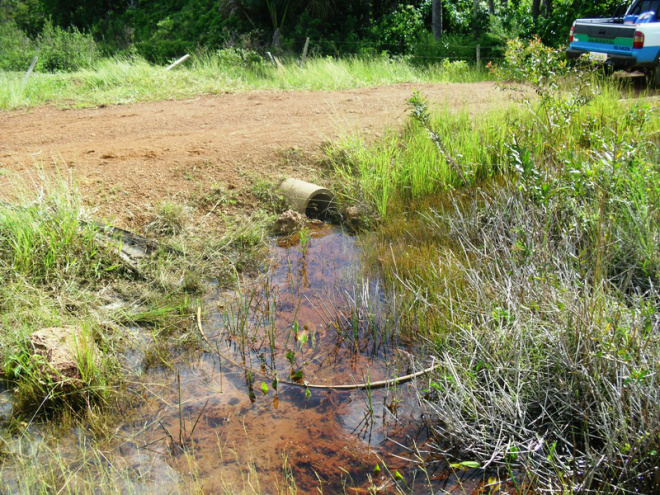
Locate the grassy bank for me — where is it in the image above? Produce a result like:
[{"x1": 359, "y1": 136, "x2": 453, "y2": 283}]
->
[
  {"x1": 0, "y1": 52, "x2": 488, "y2": 110},
  {"x1": 328, "y1": 47, "x2": 660, "y2": 492},
  {"x1": 0, "y1": 183, "x2": 191, "y2": 416},
  {"x1": 0, "y1": 175, "x2": 278, "y2": 416}
]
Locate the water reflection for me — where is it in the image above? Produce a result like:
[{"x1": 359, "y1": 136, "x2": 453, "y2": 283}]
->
[{"x1": 2, "y1": 222, "x2": 444, "y2": 494}]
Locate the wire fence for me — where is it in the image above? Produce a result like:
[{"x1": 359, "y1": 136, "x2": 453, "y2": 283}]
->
[{"x1": 279, "y1": 37, "x2": 505, "y2": 66}]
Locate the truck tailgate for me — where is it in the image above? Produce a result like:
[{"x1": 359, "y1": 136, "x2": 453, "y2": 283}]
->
[{"x1": 572, "y1": 22, "x2": 636, "y2": 55}]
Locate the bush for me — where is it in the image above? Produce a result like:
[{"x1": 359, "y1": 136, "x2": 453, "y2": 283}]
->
[
  {"x1": 216, "y1": 47, "x2": 265, "y2": 71},
  {"x1": 0, "y1": 21, "x2": 37, "y2": 71},
  {"x1": 489, "y1": 36, "x2": 569, "y2": 85},
  {"x1": 35, "y1": 20, "x2": 99, "y2": 72},
  {"x1": 369, "y1": 3, "x2": 425, "y2": 54}
]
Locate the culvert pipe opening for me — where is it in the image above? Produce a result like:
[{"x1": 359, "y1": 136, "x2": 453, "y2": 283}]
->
[{"x1": 278, "y1": 178, "x2": 335, "y2": 219}]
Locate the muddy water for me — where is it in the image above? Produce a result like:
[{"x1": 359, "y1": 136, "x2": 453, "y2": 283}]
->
[
  {"x1": 2, "y1": 223, "x2": 451, "y2": 494},
  {"x1": 177, "y1": 222, "x2": 432, "y2": 493},
  {"x1": 117, "y1": 223, "x2": 436, "y2": 494}
]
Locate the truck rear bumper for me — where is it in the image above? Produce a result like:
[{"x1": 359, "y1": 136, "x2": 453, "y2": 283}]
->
[{"x1": 566, "y1": 48, "x2": 640, "y2": 69}]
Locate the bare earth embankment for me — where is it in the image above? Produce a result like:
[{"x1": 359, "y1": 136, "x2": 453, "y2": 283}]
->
[{"x1": 0, "y1": 82, "x2": 510, "y2": 229}]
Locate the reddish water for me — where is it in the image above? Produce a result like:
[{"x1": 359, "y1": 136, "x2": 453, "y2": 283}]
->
[
  {"x1": 3, "y1": 223, "x2": 488, "y2": 494},
  {"x1": 117, "y1": 223, "x2": 437, "y2": 493}
]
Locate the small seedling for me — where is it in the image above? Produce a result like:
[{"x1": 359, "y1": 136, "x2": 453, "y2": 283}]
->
[
  {"x1": 298, "y1": 226, "x2": 311, "y2": 255},
  {"x1": 286, "y1": 350, "x2": 296, "y2": 365}
]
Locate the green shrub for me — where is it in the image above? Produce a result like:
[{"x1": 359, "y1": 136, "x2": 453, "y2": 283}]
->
[
  {"x1": 0, "y1": 21, "x2": 37, "y2": 71},
  {"x1": 216, "y1": 47, "x2": 265, "y2": 71},
  {"x1": 369, "y1": 4, "x2": 425, "y2": 54},
  {"x1": 489, "y1": 36, "x2": 569, "y2": 84},
  {"x1": 35, "y1": 20, "x2": 99, "y2": 72}
]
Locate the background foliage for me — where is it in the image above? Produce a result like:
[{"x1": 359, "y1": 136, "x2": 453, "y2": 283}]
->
[{"x1": 0, "y1": 0, "x2": 628, "y2": 71}]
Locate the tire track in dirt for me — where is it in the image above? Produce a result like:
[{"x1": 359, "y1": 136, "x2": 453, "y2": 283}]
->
[{"x1": 0, "y1": 82, "x2": 511, "y2": 229}]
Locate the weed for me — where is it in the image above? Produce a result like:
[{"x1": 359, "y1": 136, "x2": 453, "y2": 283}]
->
[
  {"x1": 251, "y1": 181, "x2": 289, "y2": 213},
  {"x1": 297, "y1": 226, "x2": 311, "y2": 256},
  {"x1": 147, "y1": 201, "x2": 189, "y2": 236}
]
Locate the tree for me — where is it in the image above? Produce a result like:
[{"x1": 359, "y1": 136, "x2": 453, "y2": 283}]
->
[
  {"x1": 222, "y1": 0, "x2": 333, "y2": 49},
  {"x1": 432, "y1": 0, "x2": 442, "y2": 40},
  {"x1": 37, "y1": 0, "x2": 126, "y2": 30},
  {"x1": 532, "y1": 0, "x2": 540, "y2": 20},
  {"x1": 543, "y1": 0, "x2": 552, "y2": 16}
]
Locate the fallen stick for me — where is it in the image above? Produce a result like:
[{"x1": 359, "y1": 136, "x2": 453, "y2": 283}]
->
[
  {"x1": 22, "y1": 56, "x2": 38, "y2": 87},
  {"x1": 196, "y1": 307, "x2": 438, "y2": 391},
  {"x1": 165, "y1": 54, "x2": 190, "y2": 71}
]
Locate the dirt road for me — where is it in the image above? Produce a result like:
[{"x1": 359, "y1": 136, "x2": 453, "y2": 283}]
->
[{"x1": 0, "y1": 82, "x2": 509, "y2": 229}]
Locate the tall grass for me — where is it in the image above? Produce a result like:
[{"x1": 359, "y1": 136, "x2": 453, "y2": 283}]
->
[
  {"x1": 0, "y1": 192, "x2": 115, "y2": 284},
  {"x1": 0, "y1": 180, "x2": 201, "y2": 416},
  {"x1": 329, "y1": 43, "x2": 660, "y2": 492},
  {"x1": 0, "y1": 185, "x2": 124, "y2": 412},
  {"x1": 328, "y1": 102, "x2": 517, "y2": 216},
  {"x1": 0, "y1": 52, "x2": 489, "y2": 110}
]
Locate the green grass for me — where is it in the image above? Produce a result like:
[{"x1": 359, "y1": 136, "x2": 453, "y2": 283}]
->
[
  {"x1": 328, "y1": 102, "x2": 519, "y2": 216},
  {"x1": 0, "y1": 52, "x2": 490, "y2": 110},
  {"x1": 0, "y1": 180, "x2": 204, "y2": 416},
  {"x1": 0, "y1": 185, "x2": 124, "y2": 412},
  {"x1": 328, "y1": 59, "x2": 660, "y2": 492}
]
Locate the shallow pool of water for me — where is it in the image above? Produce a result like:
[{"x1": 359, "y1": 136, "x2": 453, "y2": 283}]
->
[{"x1": 3, "y1": 223, "x2": 461, "y2": 494}]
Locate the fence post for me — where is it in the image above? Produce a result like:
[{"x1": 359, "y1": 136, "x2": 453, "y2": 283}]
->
[
  {"x1": 301, "y1": 37, "x2": 310, "y2": 65},
  {"x1": 476, "y1": 45, "x2": 481, "y2": 69}
]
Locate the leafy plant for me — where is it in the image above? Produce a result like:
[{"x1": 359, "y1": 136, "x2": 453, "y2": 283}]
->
[
  {"x1": 36, "y1": 20, "x2": 99, "y2": 72},
  {"x1": 369, "y1": 4, "x2": 425, "y2": 54},
  {"x1": 298, "y1": 225, "x2": 311, "y2": 255}
]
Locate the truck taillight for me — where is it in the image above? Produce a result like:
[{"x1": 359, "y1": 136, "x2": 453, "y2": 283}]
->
[
  {"x1": 569, "y1": 26, "x2": 574, "y2": 43},
  {"x1": 633, "y1": 31, "x2": 644, "y2": 49}
]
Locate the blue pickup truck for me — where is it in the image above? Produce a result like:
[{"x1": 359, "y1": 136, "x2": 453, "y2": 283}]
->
[{"x1": 566, "y1": 0, "x2": 660, "y2": 86}]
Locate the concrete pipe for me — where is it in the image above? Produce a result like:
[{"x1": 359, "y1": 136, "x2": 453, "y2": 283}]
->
[{"x1": 278, "y1": 178, "x2": 335, "y2": 218}]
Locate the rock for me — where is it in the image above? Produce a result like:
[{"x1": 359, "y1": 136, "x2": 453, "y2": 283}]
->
[
  {"x1": 343, "y1": 206, "x2": 361, "y2": 224},
  {"x1": 273, "y1": 210, "x2": 306, "y2": 236},
  {"x1": 0, "y1": 390, "x2": 15, "y2": 422},
  {"x1": 30, "y1": 327, "x2": 96, "y2": 386}
]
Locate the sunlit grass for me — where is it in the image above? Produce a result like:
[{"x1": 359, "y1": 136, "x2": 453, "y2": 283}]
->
[
  {"x1": 0, "y1": 53, "x2": 490, "y2": 110},
  {"x1": 328, "y1": 74, "x2": 660, "y2": 492}
]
